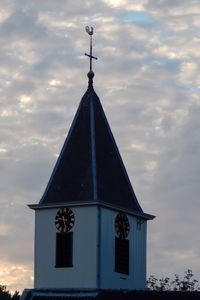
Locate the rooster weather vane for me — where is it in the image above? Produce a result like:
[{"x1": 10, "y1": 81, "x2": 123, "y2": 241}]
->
[{"x1": 84, "y1": 26, "x2": 98, "y2": 86}]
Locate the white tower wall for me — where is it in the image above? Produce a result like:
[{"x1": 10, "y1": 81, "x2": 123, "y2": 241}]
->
[
  {"x1": 99, "y1": 207, "x2": 147, "y2": 290},
  {"x1": 34, "y1": 206, "x2": 98, "y2": 289}
]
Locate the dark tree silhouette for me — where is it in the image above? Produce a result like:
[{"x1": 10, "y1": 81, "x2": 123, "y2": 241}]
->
[
  {"x1": 147, "y1": 269, "x2": 199, "y2": 291},
  {"x1": 0, "y1": 285, "x2": 20, "y2": 300}
]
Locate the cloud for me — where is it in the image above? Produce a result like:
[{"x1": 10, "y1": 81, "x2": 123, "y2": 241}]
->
[
  {"x1": 0, "y1": 260, "x2": 33, "y2": 293},
  {"x1": 103, "y1": 0, "x2": 147, "y2": 11},
  {"x1": 0, "y1": 0, "x2": 200, "y2": 292}
]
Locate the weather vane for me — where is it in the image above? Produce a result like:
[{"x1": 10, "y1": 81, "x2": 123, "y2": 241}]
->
[{"x1": 85, "y1": 26, "x2": 98, "y2": 74}]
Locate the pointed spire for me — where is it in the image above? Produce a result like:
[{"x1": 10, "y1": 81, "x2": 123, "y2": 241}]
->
[
  {"x1": 84, "y1": 26, "x2": 98, "y2": 88},
  {"x1": 30, "y1": 31, "x2": 154, "y2": 221}
]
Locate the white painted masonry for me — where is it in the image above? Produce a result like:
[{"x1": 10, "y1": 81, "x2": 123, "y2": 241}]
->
[
  {"x1": 34, "y1": 204, "x2": 147, "y2": 290},
  {"x1": 99, "y1": 207, "x2": 147, "y2": 290},
  {"x1": 34, "y1": 206, "x2": 98, "y2": 289}
]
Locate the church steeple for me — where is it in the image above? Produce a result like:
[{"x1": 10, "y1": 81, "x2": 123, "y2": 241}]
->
[
  {"x1": 31, "y1": 27, "x2": 153, "y2": 220},
  {"x1": 26, "y1": 28, "x2": 155, "y2": 295}
]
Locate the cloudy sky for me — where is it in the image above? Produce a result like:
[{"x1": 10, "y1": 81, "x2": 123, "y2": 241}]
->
[{"x1": 0, "y1": 0, "x2": 200, "y2": 293}]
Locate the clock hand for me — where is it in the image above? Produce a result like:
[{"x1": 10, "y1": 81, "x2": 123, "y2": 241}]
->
[
  {"x1": 123, "y1": 224, "x2": 126, "y2": 236},
  {"x1": 57, "y1": 217, "x2": 69, "y2": 222},
  {"x1": 59, "y1": 217, "x2": 67, "y2": 231},
  {"x1": 57, "y1": 217, "x2": 64, "y2": 221},
  {"x1": 63, "y1": 222, "x2": 67, "y2": 232}
]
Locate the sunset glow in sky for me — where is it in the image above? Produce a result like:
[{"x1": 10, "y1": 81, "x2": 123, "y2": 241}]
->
[{"x1": 0, "y1": 0, "x2": 200, "y2": 293}]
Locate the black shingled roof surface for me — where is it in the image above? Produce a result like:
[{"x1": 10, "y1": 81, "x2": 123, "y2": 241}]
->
[
  {"x1": 24, "y1": 290, "x2": 200, "y2": 300},
  {"x1": 38, "y1": 85, "x2": 147, "y2": 215}
]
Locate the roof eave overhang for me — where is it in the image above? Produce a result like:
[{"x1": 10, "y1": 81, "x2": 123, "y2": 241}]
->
[{"x1": 28, "y1": 201, "x2": 155, "y2": 220}]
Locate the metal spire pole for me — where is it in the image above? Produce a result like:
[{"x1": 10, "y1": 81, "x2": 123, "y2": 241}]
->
[{"x1": 84, "y1": 26, "x2": 98, "y2": 87}]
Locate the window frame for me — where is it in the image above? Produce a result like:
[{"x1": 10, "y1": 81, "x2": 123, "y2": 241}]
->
[
  {"x1": 115, "y1": 237, "x2": 129, "y2": 275},
  {"x1": 55, "y1": 232, "x2": 73, "y2": 268}
]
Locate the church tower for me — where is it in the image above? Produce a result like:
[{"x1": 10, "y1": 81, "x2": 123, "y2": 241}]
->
[{"x1": 29, "y1": 27, "x2": 154, "y2": 293}]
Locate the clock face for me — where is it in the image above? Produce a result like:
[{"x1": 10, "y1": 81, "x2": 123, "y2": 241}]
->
[
  {"x1": 55, "y1": 208, "x2": 75, "y2": 233},
  {"x1": 115, "y1": 212, "x2": 130, "y2": 239}
]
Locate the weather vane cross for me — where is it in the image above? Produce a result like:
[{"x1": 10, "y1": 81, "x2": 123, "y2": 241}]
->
[{"x1": 85, "y1": 26, "x2": 98, "y2": 73}]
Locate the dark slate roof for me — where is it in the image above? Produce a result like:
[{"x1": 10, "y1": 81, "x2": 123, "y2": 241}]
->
[
  {"x1": 22, "y1": 289, "x2": 200, "y2": 300},
  {"x1": 35, "y1": 81, "x2": 153, "y2": 218}
]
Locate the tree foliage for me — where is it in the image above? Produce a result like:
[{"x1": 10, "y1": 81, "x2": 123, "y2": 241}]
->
[
  {"x1": 147, "y1": 269, "x2": 199, "y2": 291},
  {"x1": 0, "y1": 285, "x2": 20, "y2": 300}
]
